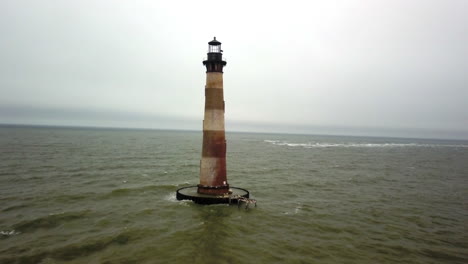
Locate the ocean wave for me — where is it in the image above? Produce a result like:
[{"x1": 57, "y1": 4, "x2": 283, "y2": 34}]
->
[
  {"x1": 164, "y1": 192, "x2": 178, "y2": 202},
  {"x1": 164, "y1": 192, "x2": 194, "y2": 206},
  {"x1": 0, "y1": 228, "x2": 150, "y2": 263},
  {"x1": 0, "y1": 230, "x2": 20, "y2": 237},
  {"x1": 12, "y1": 210, "x2": 90, "y2": 232},
  {"x1": 2, "y1": 204, "x2": 29, "y2": 212},
  {"x1": 102, "y1": 185, "x2": 175, "y2": 198},
  {"x1": 264, "y1": 140, "x2": 468, "y2": 148}
]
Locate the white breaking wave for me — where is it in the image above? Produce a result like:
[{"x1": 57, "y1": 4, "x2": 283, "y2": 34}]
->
[
  {"x1": 264, "y1": 140, "x2": 468, "y2": 148},
  {"x1": 164, "y1": 192, "x2": 191, "y2": 206},
  {"x1": 0, "y1": 230, "x2": 20, "y2": 236},
  {"x1": 164, "y1": 192, "x2": 178, "y2": 202}
]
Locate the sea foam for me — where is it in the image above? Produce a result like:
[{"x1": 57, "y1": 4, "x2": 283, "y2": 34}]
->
[{"x1": 264, "y1": 140, "x2": 468, "y2": 148}]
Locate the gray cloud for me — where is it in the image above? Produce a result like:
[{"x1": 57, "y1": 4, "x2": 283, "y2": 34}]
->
[{"x1": 1, "y1": 0, "x2": 467, "y2": 139}]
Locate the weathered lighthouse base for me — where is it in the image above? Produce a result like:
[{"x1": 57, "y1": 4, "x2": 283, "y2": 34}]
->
[{"x1": 176, "y1": 186, "x2": 249, "y2": 205}]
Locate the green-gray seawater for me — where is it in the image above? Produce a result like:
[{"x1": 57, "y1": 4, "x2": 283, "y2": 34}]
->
[{"x1": 1, "y1": 125, "x2": 467, "y2": 263}]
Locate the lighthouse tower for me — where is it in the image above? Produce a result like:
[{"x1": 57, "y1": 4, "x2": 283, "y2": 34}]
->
[
  {"x1": 176, "y1": 37, "x2": 249, "y2": 204},
  {"x1": 198, "y1": 37, "x2": 228, "y2": 195}
]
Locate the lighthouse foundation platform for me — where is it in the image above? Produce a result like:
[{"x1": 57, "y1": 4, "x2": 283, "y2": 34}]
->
[{"x1": 176, "y1": 186, "x2": 249, "y2": 205}]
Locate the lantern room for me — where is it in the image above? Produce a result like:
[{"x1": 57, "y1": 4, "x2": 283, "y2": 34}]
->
[
  {"x1": 208, "y1": 37, "x2": 222, "y2": 53},
  {"x1": 203, "y1": 37, "x2": 227, "y2": 72}
]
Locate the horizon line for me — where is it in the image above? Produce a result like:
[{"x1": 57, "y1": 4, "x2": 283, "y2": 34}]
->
[{"x1": 1, "y1": 122, "x2": 467, "y2": 142}]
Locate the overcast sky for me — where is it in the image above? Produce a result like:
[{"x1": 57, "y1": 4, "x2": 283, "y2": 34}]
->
[{"x1": 1, "y1": 0, "x2": 467, "y2": 139}]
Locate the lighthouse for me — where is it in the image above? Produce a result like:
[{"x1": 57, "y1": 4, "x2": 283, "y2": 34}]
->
[
  {"x1": 198, "y1": 37, "x2": 228, "y2": 195},
  {"x1": 176, "y1": 37, "x2": 249, "y2": 204}
]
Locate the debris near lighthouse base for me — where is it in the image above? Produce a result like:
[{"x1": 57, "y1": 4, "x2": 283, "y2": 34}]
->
[{"x1": 176, "y1": 186, "x2": 249, "y2": 205}]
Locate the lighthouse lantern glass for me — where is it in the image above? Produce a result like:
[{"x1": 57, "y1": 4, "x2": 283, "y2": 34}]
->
[{"x1": 209, "y1": 44, "x2": 221, "y2": 53}]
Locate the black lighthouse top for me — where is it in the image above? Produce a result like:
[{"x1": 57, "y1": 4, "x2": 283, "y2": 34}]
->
[{"x1": 203, "y1": 37, "x2": 227, "y2": 73}]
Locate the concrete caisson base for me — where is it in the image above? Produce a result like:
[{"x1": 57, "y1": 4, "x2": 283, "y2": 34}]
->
[{"x1": 176, "y1": 186, "x2": 249, "y2": 205}]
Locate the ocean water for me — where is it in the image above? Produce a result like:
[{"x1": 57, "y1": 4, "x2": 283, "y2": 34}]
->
[{"x1": 0, "y1": 125, "x2": 467, "y2": 264}]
